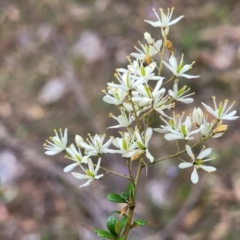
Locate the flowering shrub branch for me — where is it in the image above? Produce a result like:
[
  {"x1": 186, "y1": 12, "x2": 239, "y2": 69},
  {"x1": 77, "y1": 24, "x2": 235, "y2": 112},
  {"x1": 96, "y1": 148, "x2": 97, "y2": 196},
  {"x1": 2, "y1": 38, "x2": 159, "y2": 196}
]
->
[{"x1": 43, "y1": 7, "x2": 239, "y2": 239}]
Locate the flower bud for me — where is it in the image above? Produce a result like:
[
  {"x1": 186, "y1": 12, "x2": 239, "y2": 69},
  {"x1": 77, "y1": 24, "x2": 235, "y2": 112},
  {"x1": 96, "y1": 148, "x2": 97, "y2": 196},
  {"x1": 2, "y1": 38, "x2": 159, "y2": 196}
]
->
[
  {"x1": 144, "y1": 32, "x2": 153, "y2": 44},
  {"x1": 192, "y1": 108, "x2": 204, "y2": 127},
  {"x1": 75, "y1": 134, "x2": 84, "y2": 145}
]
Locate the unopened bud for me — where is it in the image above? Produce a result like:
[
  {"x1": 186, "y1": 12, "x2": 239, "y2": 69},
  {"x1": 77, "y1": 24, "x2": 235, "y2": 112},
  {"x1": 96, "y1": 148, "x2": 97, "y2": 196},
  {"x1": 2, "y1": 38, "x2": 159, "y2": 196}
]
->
[
  {"x1": 144, "y1": 32, "x2": 153, "y2": 44},
  {"x1": 75, "y1": 134, "x2": 84, "y2": 145}
]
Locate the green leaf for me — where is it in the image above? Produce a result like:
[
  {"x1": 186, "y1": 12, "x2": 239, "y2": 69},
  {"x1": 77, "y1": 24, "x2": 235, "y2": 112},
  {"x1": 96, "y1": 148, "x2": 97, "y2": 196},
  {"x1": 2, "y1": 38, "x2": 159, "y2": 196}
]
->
[
  {"x1": 119, "y1": 215, "x2": 128, "y2": 233},
  {"x1": 133, "y1": 219, "x2": 147, "y2": 226},
  {"x1": 120, "y1": 192, "x2": 129, "y2": 201},
  {"x1": 118, "y1": 238, "x2": 125, "y2": 240},
  {"x1": 107, "y1": 193, "x2": 127, "y2": 203},
  {"x1": 107, "y1": 215, "x2": 118, "y2": 237},
  {"x1": 94, "y1": 229, "x2": 116, "y2": 239}
]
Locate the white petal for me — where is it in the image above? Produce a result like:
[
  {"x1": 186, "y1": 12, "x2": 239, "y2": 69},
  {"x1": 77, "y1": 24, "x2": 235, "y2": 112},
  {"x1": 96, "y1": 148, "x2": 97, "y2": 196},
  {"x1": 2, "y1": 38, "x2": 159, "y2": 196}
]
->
[
  {"x1": 165, "y1": 133, "x2": 183, "y2": 141},
  {"x1": 146, "y1": 149, "x2": 154, "y2": 163},
  {"x1": 72, "y1": 172, "x2": 89, "y2": 180},
  {"x1": 80, "y1": 179, "x2": 92, "y2": 188},
  {"x1": 169, "y1": 15, "x2": 184, "y2": 25},
  {"x1": 94, "y1": 158, "x2": 102, "y2": 174},
  {"x1": 64, "y1": 163, "x2": 79, "y2": 172},
  {"x1": 178, "y1": 162, "x2": 193, "y2": 169},
  {"x1": 144, "y1": 20, "x2": 161, "y2": 27},
  {"x1": 191, "y1": 167, "x2": 199, "y2": 184},
  {"x1": 145, "y1": 127, "x2": 153, "y2": 146},
  {"x1": 197, "y1": 148, "x2": 211, "y2": 159},
  {"x1": 199, "y1": 165, "x2": 216, "y2": 172},
  {"x1": 185, "y1": 145, "x2": 194, "y2": 159},
  {"x1": 169, "y1": 55, "x2": 177, "y2": 70},
  {"x1": 45, "y1": 150, "x2": 62, "y2": 155},
  {"x1": 95, "y1": 174, "x2": 104, "y2": 180},
  {"x1": 179, "y1": 73, "x2": 199, "y2": 79}
]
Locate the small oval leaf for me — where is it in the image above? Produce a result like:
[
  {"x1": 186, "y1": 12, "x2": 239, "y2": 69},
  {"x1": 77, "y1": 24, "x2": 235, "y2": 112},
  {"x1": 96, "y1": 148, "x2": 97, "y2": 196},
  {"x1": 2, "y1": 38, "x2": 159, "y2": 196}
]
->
[
  {"x1": 120, "y1": 192, "x2": 129, "y2": 201},
  {"x1": 107, "y1": 215, "x2": 118, "y2": 237},
  {"x1": 126, "y1": 183, "x2": 135, "y2": 201},
  {"x1": 94, "y1": 229, "x2": 115, "y2": 239},
  {"x1": 107, "y1": 193, "x2": 127, "y2": 203},
  {"x1": 119, "y1": 216, "x2": 128, "y2": 233},
  {"x1": 133, "y1": 219, "x2": 147, "y2": 226}
]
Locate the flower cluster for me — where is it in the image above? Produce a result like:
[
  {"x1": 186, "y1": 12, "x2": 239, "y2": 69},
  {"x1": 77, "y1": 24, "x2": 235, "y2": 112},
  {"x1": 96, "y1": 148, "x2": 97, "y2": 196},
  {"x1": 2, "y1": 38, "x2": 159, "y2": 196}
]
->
[{"x1": 44, "y1": 8, "x2": 239, "y2": 188}]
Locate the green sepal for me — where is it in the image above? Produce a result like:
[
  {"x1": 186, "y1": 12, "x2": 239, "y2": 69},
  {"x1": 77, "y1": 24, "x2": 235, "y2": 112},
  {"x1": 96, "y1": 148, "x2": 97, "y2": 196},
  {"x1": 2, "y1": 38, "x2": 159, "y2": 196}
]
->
[
  {"x1": 107, "y1": 215, "x2": 118, "y2": 237},
  {"x1": 133, "y1": 219, "x2": 147, "y2": 226},
  {"x1": 107, "y1": 193, "x2": 127, "y2": 203},
  {"x1": 94, "y1": 229, "x2": 116, "y2": 239}
]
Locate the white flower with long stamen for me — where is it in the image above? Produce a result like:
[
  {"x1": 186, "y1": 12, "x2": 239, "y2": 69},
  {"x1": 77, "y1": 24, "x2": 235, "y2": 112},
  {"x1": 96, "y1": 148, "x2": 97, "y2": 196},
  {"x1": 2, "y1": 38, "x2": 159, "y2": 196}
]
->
[
  {"x1": 44, "y1": 128, "x2": 68, "y2": 155},
  {"x1": 154, "y1": 113, "x2": 201, "y2": 140},
  {"x1": 108, "y1": 70, "x2": 146, "y2": 93},
  {"x1": 110, "y1": 131, "x2": 137, "y2": 157},
  {"x1": 202, "y1": 97, "x2": 239, "y2": 121},
  {"x1": 79, "y1": 134, "x2": 113, "y2": 157},
  {"x1": 126, "y1": 61, "x2": 163, "y2": 82},
  {"x1": 72, "y1": 158, "x2": 103, "y2": 188},
  {"x1": 102, "y1": 87, "x2": 127, "y2": 106},
  {"x1": 132, "y1": 84, "x2": 156, "y2": 108},
  {"x1": 144, "y1": 8, "x2": 184, "y2": 35},
  {"x1": 179, "y1": 145, "x2": 216, "y2": 184},
  {"x1": 163, "y1": 54, "x2": 199, "y2": 79},
  {"x1": 169, "y1": 81, "x2": 194, "y2": 104},
  {"x1": 130, "y1": 35, "x2": 162, "y2": 63},
  {"x1": 154, "y1": 112, "x2": 183, "y2": 133},
  {"x1": 131, "y1": 127, "x2": 154, "y2": 163},
  {"x1": 64, "y1": 144, "x2": 89, "y2": 172},
  {"x1": 108, "y1": 110, "x2": 135, "y2": 129},
  {"x1": 151, "y1": 81, "x2": 174, "y2": 117}
]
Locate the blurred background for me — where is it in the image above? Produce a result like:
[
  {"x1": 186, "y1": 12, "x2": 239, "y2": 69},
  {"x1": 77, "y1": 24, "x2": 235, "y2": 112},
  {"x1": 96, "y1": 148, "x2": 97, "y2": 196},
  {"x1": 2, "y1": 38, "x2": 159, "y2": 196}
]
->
[{"x1": 0, "y1": 0, "x2": 240, "y2": 239}]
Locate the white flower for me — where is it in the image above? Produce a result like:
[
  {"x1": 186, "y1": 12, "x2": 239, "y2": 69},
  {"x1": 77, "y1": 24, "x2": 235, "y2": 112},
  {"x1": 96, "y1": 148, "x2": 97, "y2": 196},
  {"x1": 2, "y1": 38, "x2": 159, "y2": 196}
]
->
[
  {"x1": 108, "y1": 110, "x2": 135, "y2": 129},
  {"x1": 111, "y1": 131, "x2": 137, "y2": 157},
  {"x1": 130, "y1": 36, "x2": 162, "y2": 63},
  {"x1": 64, "y1": 144, "x2": 88, "y2": 172},
  {"x1": 151, "y1": 80, "x2": 174, "y2": 116},
  {"x1": 72, "y1": 158, "x2": 103, "y2": 188},
  {"x1": 132, "y1": 84, "x2": 155, "y2": 108},
  {"x1": 202, "y1": 97, "x2": 239, "y2": 121},
  {"x1": 178, "y1": 145, "x2": 216, "y2": 184},
  {"x1": 44, "y1": 128, "x2": 68, "y2": 155},
  {"x1": 192, "y1": 109, "x2": 226, "y2": 139},
  {"x1": 79, "y1": 134, "x2": 112, "y2": 157},
  {"x1": 108, "y1": 71, "x2": 146, "y2": 93},
  {"x1": 144, "y1": 8, "x2": 184, "y2": 35},
  {"x1": 102, "y1": 87, "x2": 127, "y2": 105},
  {"x1": 163, "y1": 54, "x2": 199, "y2": 79},
  {"x1": 154, "y1": 112, "x2": 183, "y2": 134},
  {"x1": 130, "y1": 128, "x2": 154, "y2": 162},
  {"x1": 154, "y1": 113, "x2": 201, "y2": 141},
  {"x1": 127, "y1": 61, "x2": 163, "y2": 82},
  {"x1": 169, "y1": 81, "x2": 194, "y2": 104},
  {"x1": 192, "y1": 108, "x2": 205, "y2": 127}
]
